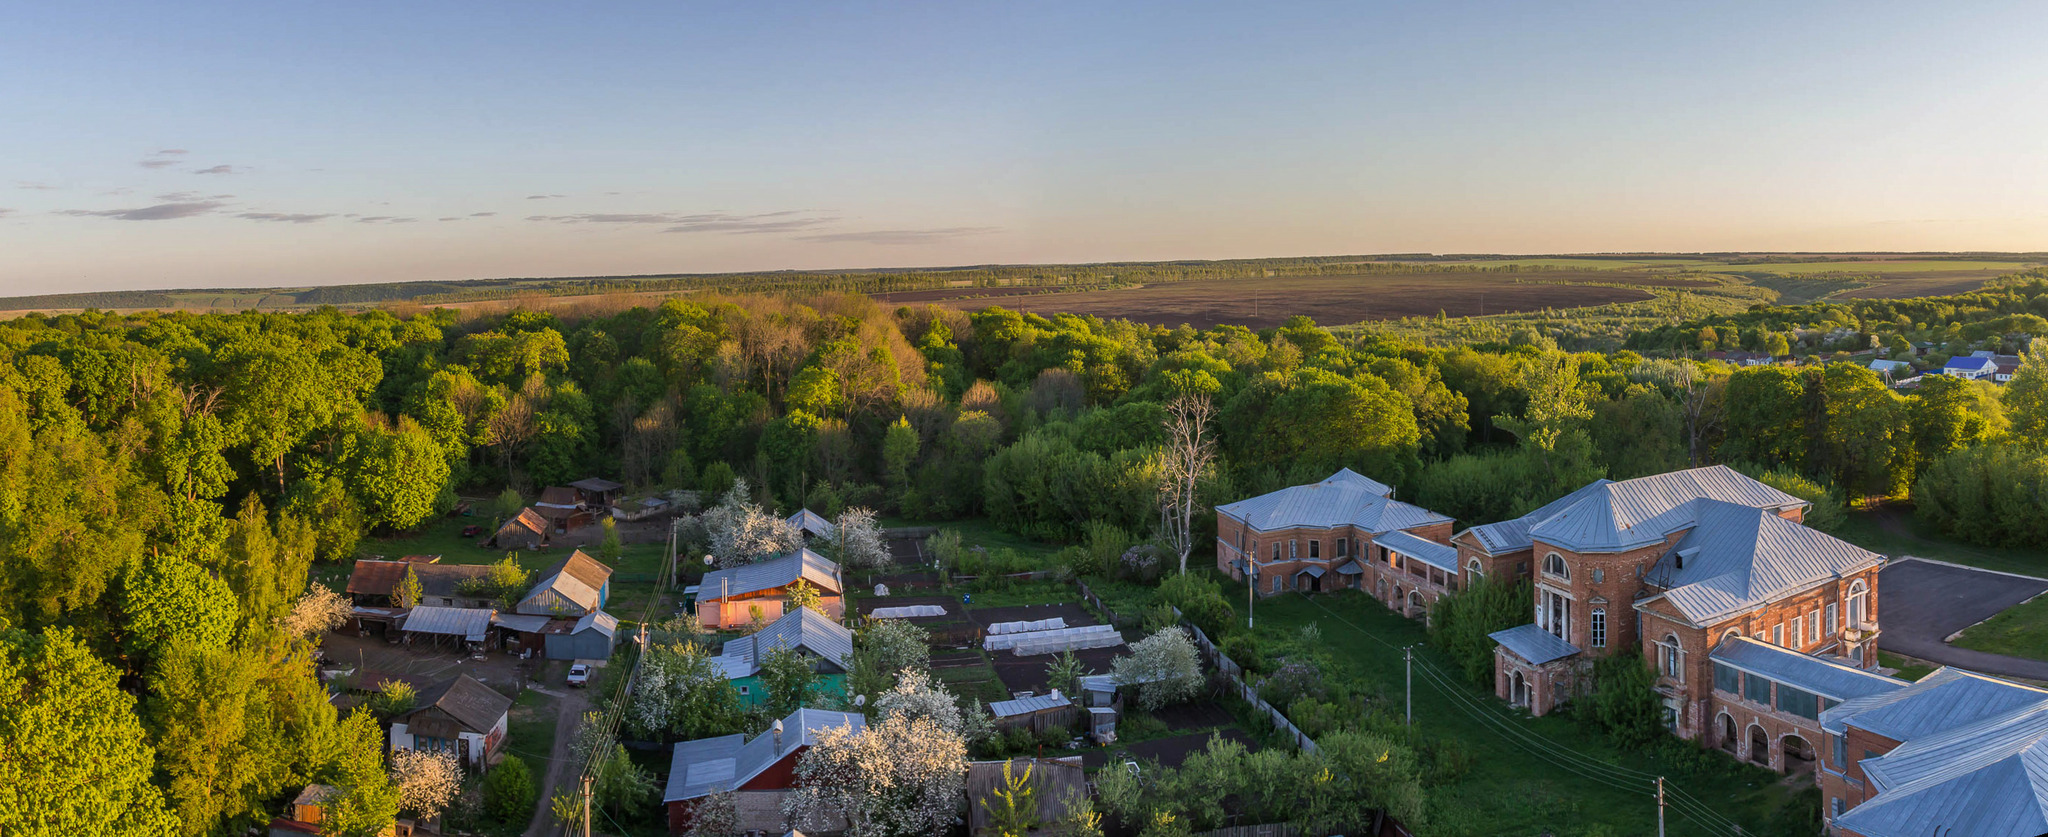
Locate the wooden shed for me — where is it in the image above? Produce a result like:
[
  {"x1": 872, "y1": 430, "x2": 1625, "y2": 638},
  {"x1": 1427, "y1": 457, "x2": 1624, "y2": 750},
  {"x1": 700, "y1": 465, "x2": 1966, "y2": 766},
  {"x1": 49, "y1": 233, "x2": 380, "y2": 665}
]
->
[
  {"x1": 987, "y1": 690, "x2": 1080, "y2": 736},
  {"x1": 492, "y1": 508, "x2": 550, "y2": 550}
]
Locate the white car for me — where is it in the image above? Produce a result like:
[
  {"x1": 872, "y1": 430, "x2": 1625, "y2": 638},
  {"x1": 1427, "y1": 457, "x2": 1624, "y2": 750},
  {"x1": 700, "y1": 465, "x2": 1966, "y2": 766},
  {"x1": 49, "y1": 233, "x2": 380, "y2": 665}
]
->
[{"x1": 566, "y1": 663, "x2": 592, "y2": 687}]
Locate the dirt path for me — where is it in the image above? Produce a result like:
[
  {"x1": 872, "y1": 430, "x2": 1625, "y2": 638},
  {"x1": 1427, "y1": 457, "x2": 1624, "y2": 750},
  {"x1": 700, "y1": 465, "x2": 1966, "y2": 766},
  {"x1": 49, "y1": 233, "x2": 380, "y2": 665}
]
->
[{"x1": 523, "y1": 686, "x2": 593, "y2": 837}]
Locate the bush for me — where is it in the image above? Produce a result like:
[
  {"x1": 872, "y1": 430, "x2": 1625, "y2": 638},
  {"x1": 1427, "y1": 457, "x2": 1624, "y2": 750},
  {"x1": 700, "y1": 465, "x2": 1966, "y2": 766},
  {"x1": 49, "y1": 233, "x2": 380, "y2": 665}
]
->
[
  {"x1": 1260, "y1": 657, "x2": 1323, "y2": 707},
  {"x1": 1157, "y1": 573, "x2": 1234, "y2": 639},
  {"x1": 1574, "y1": 652, "x2": 1664, "y2": 750},
  {"x1": 1219, "y1": 633, "x2": 1266, "y2": 675},
  {"x1": 1004, "y1": 726, "x2": 1035, "y2": 754},
  {"x1": 1427, "y1": 576, "x2": 1533, "y2": 687},
  {"x1": 481, "y1": 754, "x2": 535, "y2": 822},
  {"x1": 1040, "y1": 724, "x2": 1071, "y2": 748}
]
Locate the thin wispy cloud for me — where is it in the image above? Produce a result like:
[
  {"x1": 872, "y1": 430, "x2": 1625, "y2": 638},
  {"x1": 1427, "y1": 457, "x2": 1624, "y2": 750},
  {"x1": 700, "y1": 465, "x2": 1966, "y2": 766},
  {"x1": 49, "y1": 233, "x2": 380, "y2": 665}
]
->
[
  {"x1": 157, "y1": 191, "x2": 234, "y2": 202},
  {"x1": 471, "y1": 212, "x2": 497, "y2": 217},
  {"x1": 797, "y1": 226, "x2": 1002, "y2": 244},
  {"x1": 525, "y1": 209, "x2": 837, "y2": 235},
  {"x1": 356, "y1": 216, "x2": 417, "y2": 223},
  {"x1": 138, "y1": 149, "x2": 189, "y2": 169},
  {"x1": 192, "y1": 165, "x2": 237, "y2": 175},
  {"x1": 238, "y1": 212, "x2": 333, "y2": 224},
  {"x1": 60, "y1": 201, "x2": 225, "y2": 221},
  {"x1": 525, "y1": 194, "x2": 566, "y2": 200},
  {"x1": 14, "y1": 181, "x2": 56, "y2": 191},
  {"x1": 0, "y1": 209, "x2": 13, "y2": 218},
  {"x1": 155, "y1": 149, "x2": 187, "y2": 155}
]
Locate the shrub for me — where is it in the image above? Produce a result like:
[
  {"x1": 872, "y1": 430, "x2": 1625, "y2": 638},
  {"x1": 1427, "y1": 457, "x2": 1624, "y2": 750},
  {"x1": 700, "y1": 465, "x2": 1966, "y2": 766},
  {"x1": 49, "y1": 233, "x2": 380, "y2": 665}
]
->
[
  {"x1": 1157, "y1": 573, "x2": 1234, "y2": 638},
  {"x1": 1574, "y1": 652, "x2": 1664, "y2": 750},
  {"x1": 481, "y1": 754, "x2": 534, "y2": 822},
  {"x1": 1219, "y1": 633, "x2": 1266, "y2": 675},
  {"x1": 1427, "y1": 576, "x2": 1533, "y2": 687}
]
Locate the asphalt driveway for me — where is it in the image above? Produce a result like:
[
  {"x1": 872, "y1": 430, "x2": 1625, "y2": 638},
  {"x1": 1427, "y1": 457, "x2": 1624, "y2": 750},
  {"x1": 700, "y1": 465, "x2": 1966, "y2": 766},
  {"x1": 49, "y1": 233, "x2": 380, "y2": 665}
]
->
[{"x1": 1879, "y1": 558, "x2": 2048, "y2": 681}]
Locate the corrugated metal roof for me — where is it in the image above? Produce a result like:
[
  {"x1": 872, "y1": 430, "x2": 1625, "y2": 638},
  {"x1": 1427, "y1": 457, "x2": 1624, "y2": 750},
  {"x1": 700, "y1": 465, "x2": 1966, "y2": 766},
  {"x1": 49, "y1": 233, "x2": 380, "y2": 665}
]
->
[
  {"x1": 1946, "y1": 356, "x2": 1997, "y2": 371},
  {"x1": 1376, "y1": 530, "x2": 1458, "y2": 572},
  {"x1": 1490, "y1": 623, "x2": 1579, "y2": 665},
  {"x1": 401, "y1": 606, "x2": 496, "y2": 640},
  {"x1": 569, "y1": 477, "x2": 624, "y2": 493},
  {"x1": 1460, "y1": 480, "x2": 1615, "y2": 554},
  {"x1": 1646, "y1": 501, "x2": 1883, "y2": 623},
  {"x1": 663, "y1": 708, "x2": 865, "y2": 802},
  {"x1": 786, "y1": 509, "x2": 836, "y2": 539},
  {"x1": 490, "y1": 613, "x2": 552, "y2": 632},
  {"x1": 1822, "y1": 667, "x2": 2048, "y2": 740},
  {"x1": 1526, "y1": 465, "x2": 1805, "y2": 552},
  {"x1": 1216, "y1": 469, "x2": 1448, "y2": 534},
  {"x1": 713, "y1": 608, "x2": 852, "y2": 679},
  {"x1": 1708, "y1": 637, "x2": 1905, "y2": 702},
  {"x1": 1334, "y1": 560, "x2": 1365, "y2": 575},
  {"x1": 990, "y1": 690, "x2": 1072, "y2": 718},
  {"x1": 699, "y1": 548, "x2": 842, "y2": 599},
  {"x1": 572, "y1": 610, "x2": 617, "y2": 639},
  {"x1": 518, "y1": 550, "x2": 612, "y2": 616},
  {"x1": 1837, "y1": 697, "x2": 2048, "y2": 837}
]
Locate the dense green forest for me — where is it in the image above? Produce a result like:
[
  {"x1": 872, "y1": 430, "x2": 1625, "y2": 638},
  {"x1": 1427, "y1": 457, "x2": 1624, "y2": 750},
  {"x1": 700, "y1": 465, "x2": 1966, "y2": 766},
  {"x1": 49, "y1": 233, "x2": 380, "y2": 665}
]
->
[{"x1": 4, "y1": 268, "x2": 2048, "y2": 835}]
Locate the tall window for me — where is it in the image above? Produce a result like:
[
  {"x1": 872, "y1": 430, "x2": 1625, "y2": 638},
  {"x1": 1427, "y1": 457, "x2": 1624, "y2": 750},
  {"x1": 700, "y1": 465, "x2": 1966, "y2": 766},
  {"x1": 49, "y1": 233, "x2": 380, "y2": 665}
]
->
[
  {"x1": 1826, "y1": 603, "x2": 1838, "y2": 636},
  {"x1": 1308, "y1": 540, "x2": 1320, "y2": 559},
  {"x1": 1810, "y1": 610, "x2": 1821, "y2": 643},
  {"x1": 1271, "y1": 576, "x2": 1281, "y2": 594},
  {"x1": 1591, "y1": 608, "x2": 1607, "y2": 648},
  {"x1": 1336, "y1": 538, "x2": 1347, "y2": 558},
  {"x1": 1289, "y1": 540, "x2": 1298, "y2": 559},
  {"x1": 1791, "y1": 616, "x2": 1803, "y2": 648},
  {"x1": 1772, "y1": 624, "x2": 1784, "y2": 646},
  {"x1": 1544, "y1": 552, "x2": 1570, "y2": 580},
  {"x1": 1660, "y1": 633, "x2": 1684, "y2": 681},
  {"x1": 1272, "y1": 542, "x2": 1282, "y2": 561},
  {"x1": 1848, "y1": 580, "x2": 1870, "y2": 628}
]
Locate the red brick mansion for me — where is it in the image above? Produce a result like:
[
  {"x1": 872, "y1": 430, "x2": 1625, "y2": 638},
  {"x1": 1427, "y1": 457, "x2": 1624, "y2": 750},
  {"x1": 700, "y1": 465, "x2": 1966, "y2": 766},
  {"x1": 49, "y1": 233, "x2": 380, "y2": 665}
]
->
[{"x1": 1218, "y1": 465, "x2": 1888, "y2": 774}]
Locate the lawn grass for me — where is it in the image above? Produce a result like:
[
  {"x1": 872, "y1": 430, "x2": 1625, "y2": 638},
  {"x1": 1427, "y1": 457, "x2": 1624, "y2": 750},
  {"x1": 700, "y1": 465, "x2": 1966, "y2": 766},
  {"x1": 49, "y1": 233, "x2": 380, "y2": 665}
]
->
[
  {"x1": 503, "y1": 688, "x2": 560, "y2": 822},
  {"x1": 359, "y1": 512, "x2": 679, "y2": 617},
  {"x1": 1878, "y1": 651, "x2": 1937, "y2": 682},
  {"x1": 1835, "y1": 508, "x2": 2048, "y2": 578},
  {"x1": 880, "y1": 516, "x2": 1065, "y2": 561},
  {"x1": 1949, "y1": 593, "x2": 2048, "y2": 661},
  {"x1": 1253, "y1": 591, "x2": 1804, "y2": 836}
]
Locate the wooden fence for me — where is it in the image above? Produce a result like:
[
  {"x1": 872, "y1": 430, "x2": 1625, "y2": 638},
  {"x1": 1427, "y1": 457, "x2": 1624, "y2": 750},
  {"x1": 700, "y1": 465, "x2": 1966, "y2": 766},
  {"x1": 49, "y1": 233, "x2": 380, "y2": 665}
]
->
[
  {"x1": 1194, "y1": 825, "x2": 1299, "y2": 837},
  {"x1": 1179, "y1": 613, "x2": 1318, "y2": 754},
  {"x1": 1075, "y1": 580, "x2": 1134, "y2": 628}
]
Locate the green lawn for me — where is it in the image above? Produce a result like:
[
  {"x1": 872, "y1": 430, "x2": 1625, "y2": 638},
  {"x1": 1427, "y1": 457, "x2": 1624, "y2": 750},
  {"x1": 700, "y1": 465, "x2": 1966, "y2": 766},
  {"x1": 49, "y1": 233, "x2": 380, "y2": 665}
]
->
[
  {"x1": 880, "y1": 516, "x2": 1065, "y2": 561},
  {"x1": 1836, "y1": 508, "x2": 2048, "y2": 578},
  {"x1": 1252, "y1": 592, "x2": 1805, "y2": 836},
  {"x1": 1878, "y1": 652, "x2": 1937, "y2": 682},
  {"x1": 1950, "y1": 594, "x2": 2048, "y2": 661}
]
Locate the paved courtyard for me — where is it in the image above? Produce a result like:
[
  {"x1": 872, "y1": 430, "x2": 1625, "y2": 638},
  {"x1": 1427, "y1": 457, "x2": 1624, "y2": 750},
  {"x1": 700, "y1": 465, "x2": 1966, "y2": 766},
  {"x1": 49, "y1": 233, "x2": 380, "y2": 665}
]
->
[{"x1": 1879, "y1": 558, "x2": 2048, "y2": 680}]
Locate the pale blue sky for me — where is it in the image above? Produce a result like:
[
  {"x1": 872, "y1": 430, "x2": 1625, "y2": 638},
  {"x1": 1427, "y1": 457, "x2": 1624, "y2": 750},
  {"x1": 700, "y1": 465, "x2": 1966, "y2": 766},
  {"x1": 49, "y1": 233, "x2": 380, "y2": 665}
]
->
[{"x1": 3, "y1": 1, "x2": 2045, "y2": 292}]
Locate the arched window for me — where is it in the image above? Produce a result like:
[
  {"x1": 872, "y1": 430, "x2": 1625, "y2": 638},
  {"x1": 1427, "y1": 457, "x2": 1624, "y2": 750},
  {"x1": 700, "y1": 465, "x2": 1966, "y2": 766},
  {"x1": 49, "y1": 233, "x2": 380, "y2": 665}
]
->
[
  {"x1": 1660, "y1": 633, "x2": 1684, "y2": 680},
  {"x1": 1847, "y1": 580, "x2": 1870, "y2": 629},
  {"x1": 1468, "y1": 558, "x2": 1484, "y2": 577},
  {"x1": 1721, "y1": 628, "x2": 1743, "y2": 645},
  {"x1": 1544, "y1": 552, "x2": 1570, "y2": 580},
  {"x1": 1591, "y1": 608, "x2": 1607, "y2": 648}
]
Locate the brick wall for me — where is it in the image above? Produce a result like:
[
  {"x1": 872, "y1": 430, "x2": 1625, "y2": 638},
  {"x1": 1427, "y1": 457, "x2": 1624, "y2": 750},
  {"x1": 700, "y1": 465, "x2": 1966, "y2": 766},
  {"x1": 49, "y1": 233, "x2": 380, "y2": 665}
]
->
[{"x1": 1534, "y1": 533, "x2": 1682, "y2": 657}]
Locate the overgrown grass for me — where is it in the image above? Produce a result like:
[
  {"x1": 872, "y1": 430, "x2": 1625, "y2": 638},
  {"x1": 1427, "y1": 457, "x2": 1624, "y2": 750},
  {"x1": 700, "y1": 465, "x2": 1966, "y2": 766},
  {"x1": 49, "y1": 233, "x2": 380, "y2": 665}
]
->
[
  {"x1": 881, "y1": 516, "x2": 1065, "y2": 561},
  {"x1": 1836, "y1": 508, "x2": 2048, "y2": 578},
  {"x1": 1253, "y1": 591, "x2": 1806, "y2": 836}
]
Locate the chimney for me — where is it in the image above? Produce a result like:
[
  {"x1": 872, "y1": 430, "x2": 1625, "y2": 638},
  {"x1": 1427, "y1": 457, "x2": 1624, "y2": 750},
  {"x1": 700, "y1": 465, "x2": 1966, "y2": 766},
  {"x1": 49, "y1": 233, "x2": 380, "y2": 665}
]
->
[{"x1": 772, "y1": 717, "x2": 785, "y2": 752}]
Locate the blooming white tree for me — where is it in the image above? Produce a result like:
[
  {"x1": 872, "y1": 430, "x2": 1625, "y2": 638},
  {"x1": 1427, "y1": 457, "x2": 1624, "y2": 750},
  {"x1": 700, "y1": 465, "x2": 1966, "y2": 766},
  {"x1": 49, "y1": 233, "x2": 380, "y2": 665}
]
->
[
  {"x1": 1112, "y1": 627, "x2": 1204, "y2": 711},
  {"x1": 784, "y1": 714, "x2": 967, "y2": 837},
  {"x1": 624, "y1": 642, "x2": 743, "y2": 740},
  {"x1": 829, "y1": 506, "x2": 891, "y2": 570},
  {"x1": 875, "y1": 669, "x2": 962, "y2": 732},
  {"x1": 701, "y1": 479, "x2": 803, "y2": 567},
  {"x1": 280, "y1": 584, "x2": 352, "y2": 638},
  {"x1": 389, "y1": 748, "x2": 461, "y2": 820}
]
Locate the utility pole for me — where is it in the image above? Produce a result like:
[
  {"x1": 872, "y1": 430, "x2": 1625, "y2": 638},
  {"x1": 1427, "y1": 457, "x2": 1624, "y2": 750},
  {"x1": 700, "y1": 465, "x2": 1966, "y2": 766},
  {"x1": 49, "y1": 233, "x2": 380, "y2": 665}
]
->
[
  {"x1": 1656, "y1": 776, "x2": 1666, "y2": 837},
  {"x1": 581, "y1": 774, "x2": 593, "y2": 837},
  {"x1": 1404, "y1": 646, "x2": 1413, "y2": 726}
]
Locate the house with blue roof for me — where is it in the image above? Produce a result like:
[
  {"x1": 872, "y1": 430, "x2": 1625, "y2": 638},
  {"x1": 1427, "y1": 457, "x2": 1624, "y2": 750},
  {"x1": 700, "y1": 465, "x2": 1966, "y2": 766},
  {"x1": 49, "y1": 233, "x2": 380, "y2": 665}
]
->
[
  {"x1": 1820, "y1": 666, "x2": 2048, "y2": 836},
  {"x1": 1942, "y1": 354, "x2": 1997, "y2": 380},
  {"x1": 706, "y1": 607, "x2": 853, "y2": 705},
  {"x1": 1456, "y1": 466, "x2": 1886, "y2": 779},
  {"x1": 1214, "y1": 468, "x2": 1458, "y2": 616}
]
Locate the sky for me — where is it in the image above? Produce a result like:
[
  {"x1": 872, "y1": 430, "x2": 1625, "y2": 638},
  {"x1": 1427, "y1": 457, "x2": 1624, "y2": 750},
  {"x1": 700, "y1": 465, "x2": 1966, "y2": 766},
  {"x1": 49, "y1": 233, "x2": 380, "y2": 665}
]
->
[{"x1": 2, "y1": 0, "x2": 2047, "y2": 294}]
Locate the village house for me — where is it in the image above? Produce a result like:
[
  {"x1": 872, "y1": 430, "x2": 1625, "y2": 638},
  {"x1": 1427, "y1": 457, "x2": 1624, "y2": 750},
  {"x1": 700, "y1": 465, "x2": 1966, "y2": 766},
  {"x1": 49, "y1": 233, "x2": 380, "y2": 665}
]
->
[
  {"x1": 533, "y1": 486, "x2": 596, "y2": 533},
  {"x1": 388, "y1": 674, "x2": 513, "y2": 770},
  {"x1": 696, "y1": 548, "x2": 845, "y2": 629},
  {"x1": 514, "y1": 549, "x2": 612, "y2": 618},
  {"x1": 268, "y1": 785, "x2": 419, "y2": 837},
  {"x1": 1993, "y1": 353, "x2": 2022, "y2": 383},
  {"x1": 1820, "y1": 666, "x2": 2048, "y2": 836},
  {"x1": 706, "y1": 607, "x2": 852, "y2": 704},
  {"x1": 786, "y1": 508, "x2": 836, "y2": 541},
  {"x1": 346, "y1": 559, "x2": 495, "y2": 609},
  {"x1": 663, "y1": 708, "x2": 865, "y2": 835},
  {"x1": 1467, "y1": 466, "x2": 1885, "y2": 775},
  {"x1": 1214, "y1": 468, "x2": 1456, "y2": 612},
  {"x1": 1941, "y1": 354, "x2": 1997, "y2": 380}
]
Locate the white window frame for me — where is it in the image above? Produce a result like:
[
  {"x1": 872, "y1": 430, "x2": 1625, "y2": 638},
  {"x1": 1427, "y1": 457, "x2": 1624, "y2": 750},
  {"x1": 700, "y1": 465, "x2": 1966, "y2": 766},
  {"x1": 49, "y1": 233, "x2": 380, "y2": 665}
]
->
[
  {"x1": 1810, "y1": 609, "x2": 1821, "y2": 644},
  {"x1": 1848, "y1": 580, "x2": 1870, "y2": 628},
  {"x1": 1791, "y1": 616, "x2": 1803, "y2": 649},
  {"x1": 1826, "y1": 602, "x2": 1838, "y2": 636},
  {"x1": 1336, "y1": 537, "x2": 1347, "y2": 558},
  {"x1": 1467, "y1": 558, "x2": 1483, "y2": 577},
  {"x1": 1591, "y1": 608, "x2": 1607, "y2": 648},
  {"x1": 1289, "y1": 539, "x2": 1298, "y2": 560},
  {"x1": 1772, "y1": 624, "x2": 1784, "y2": 647},
  {"x1": 1543, "y1": 552, "x2": 1570, "y2": 581}
]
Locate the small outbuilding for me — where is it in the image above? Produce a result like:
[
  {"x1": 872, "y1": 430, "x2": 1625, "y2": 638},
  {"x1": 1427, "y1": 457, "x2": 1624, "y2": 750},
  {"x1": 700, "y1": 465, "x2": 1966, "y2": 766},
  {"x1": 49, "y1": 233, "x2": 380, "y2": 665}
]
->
[
  {"x1": 988, "y1": 690, "x2": 1080, "y2": 736},
  {"x1": 543, "y1": 610, "x2": 619, "y2": 661},
  {"x1": 492, "y1": 508, "x2": 550, "y2": 550},
  {"x1": 516, "y1": 549, "x2": 613, "y2": 618},
  {"x1": 696, "y1": 549, "x2": 845, "y2": 629},
  {"x1": 569, "y1": 477, "x2": 625, "y2": 508},
  {"x1": 400, "y1": 606, "x2": 497, "y2": 651},
  {"x1": 664, "y1": 708, "x2": 864, "y2": 836},
  {"x1": 707, "y1": 607, "x2": 853, "y2": 704},
  {"x1": 785, "y1": 509, "x2": 836, "y2": 541}
]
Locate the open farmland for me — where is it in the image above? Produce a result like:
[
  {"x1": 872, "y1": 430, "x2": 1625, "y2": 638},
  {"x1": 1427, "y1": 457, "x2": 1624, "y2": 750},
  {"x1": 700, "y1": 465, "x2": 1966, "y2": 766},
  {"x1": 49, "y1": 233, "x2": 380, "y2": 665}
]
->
[{"x1": 901, "y1": 271, "x2": 1712, "y2": 329}]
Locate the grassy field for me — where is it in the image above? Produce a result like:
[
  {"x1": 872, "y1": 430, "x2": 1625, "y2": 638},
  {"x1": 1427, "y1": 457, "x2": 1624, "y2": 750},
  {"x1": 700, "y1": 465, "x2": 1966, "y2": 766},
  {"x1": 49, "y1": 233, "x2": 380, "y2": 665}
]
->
[
  {"x1": 1250, "y1": 592, "x2": 1808, "y2": 836},
  {"x1": 1835, "y1": 507, "x2": 2048, "y2": 578},
  {"x1": 1950, "y1": 595, "x2": 2048, "y2": 661},
  {"x1": 1419, "y1": 257, "x2": 1717, "y2": 270},
  {"x1": 357, "y1": 510, "x2": 678, "y2": 619},
  {"x1": 941, "y1": 271, "x2": 1707, "y2": 329},
  {"x1": 1698, "y1": 259, "x2": 2035, "y2": 275},
  {"x1": 1877, "y1": 651, "x2": 1937, "y2": 682}
]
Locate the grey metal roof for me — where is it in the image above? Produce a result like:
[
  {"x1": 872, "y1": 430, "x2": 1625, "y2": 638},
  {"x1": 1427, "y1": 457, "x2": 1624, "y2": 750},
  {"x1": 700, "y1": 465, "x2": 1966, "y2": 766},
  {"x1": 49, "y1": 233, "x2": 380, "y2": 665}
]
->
[
  {"x1": 1296, "y1": 565, "x2": 1325, "y2": 579},
  {"x1": 1490, "y1": 623, "x2": 1579, "y2": 666},
  {"x1": 572, "y1": 610, "x2": 618, "y2": 639},
  {"x1": 1526, "y1": 466, "x2": 1805, "y2": 552},
  {"x1": 1376, "y1": 530, "x2": 1458, "y2": 573},
  {"x1": 990, "y1": 690, "x2": 1072, "y2": 718},
  {"x1": 490, "y1": 613, "x2": 552, "y2": 633},
  {"x1": 1644, "y1": 501, "x2": 1883, "y2": 623},
  {"x1": 1837, "y1": 697, "x2": 2048, "y2": 837},
  {"x1": 1459, "y1": 479, "x2": 1613, "y2": 554},
  {"x1": 1334, "y1": 560, "x2": 1365, "y2": 575},
  {"x1": 786, "y1": 509, "x2": 836, "y2": 539},
  {"x1": 1708, "y1": 637, "x2": 1905, "y2": 702},
  {"x1": 711, "y1": 608, "x2": 853, "y2": 679},
  {"x1": 401, "y1": 606, "x2": 496, "y2": 640},
  {"x1": 663, "y1": 708, "x2": 866, "y2": 802},
  {"x1": 1821, "y1": 667, "x2": 2048, "y2": 740},
  {"x1": 699, "y1": 548, "x2": 843, "y2": 599},
  {"x1": 1216, "y1": 469, "x2": 1449, "y2": 534}
]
